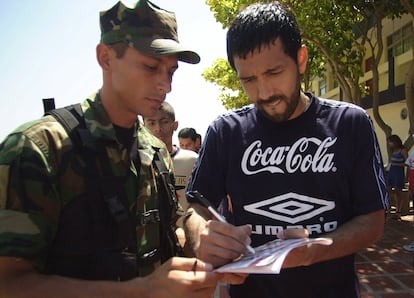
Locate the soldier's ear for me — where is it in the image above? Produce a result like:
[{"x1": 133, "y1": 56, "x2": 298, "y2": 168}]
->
[{"x1": 96, "y1": 43, "x2": 112, "y2": 70}]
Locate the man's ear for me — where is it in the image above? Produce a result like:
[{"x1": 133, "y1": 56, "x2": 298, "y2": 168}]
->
[
  {"x1": 96, "y1": 43, "x2": 112, "y2": 70},
  {"x1": 173, "y1": 121, "x2": 179, "y2": 131},
  {"x1": 297, "y1": 45, "x2": 308, "y2": 75}
]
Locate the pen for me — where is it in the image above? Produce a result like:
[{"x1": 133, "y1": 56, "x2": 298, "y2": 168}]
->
[
  {"x1": 192, "y1": 259, "x2": 197, "y2": 274},
  {"x1": 187, "y1": 190, "x2": 255, "y2": 254}
]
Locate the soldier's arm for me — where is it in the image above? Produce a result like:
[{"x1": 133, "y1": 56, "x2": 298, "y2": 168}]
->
[
  {"x1": 0, "y1": 256, "x2": 138, "y2": 297},
  {"x1": 0, "y1": 256, "x2": 223, "y2": 298}
]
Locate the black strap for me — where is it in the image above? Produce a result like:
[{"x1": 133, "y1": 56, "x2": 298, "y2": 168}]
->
[
  {"x1": 152, "y1": 150, "x2": 184, "y2": 260},
  {"x1": 46, "y1": 104, "x2": 131, "y2": 239},
  {"x1": 47, "y1": 104, "x2": 96, "y2": 151},
  {"x1": 153, "y1": 150, "x2": 180, "y2": 216}
]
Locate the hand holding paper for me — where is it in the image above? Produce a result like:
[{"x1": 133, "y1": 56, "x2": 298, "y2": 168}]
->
[{"x1": 215, "y1": 237, "x2": 333, "y2": 274}]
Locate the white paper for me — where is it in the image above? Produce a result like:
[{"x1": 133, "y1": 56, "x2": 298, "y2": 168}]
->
[{"x1": 215, "y1": 237, "x2": 333, "y2": 274}]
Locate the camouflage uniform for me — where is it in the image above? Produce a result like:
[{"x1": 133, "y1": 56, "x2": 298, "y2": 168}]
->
[{"x1": 0, "y1": 92, "x2": 175, "y2": 276}]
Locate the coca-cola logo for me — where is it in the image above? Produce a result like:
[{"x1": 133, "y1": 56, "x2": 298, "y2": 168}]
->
[{"x1": 241, "y1": 137, "x2": 337, "y2": 175}]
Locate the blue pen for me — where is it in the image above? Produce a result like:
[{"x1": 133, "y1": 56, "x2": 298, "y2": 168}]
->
[{"x1": 187, "y1": 190, "x2": 255, "y2": 254}]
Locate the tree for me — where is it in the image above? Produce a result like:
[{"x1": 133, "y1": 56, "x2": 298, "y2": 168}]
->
[
  {"x1": 203, "y1": 0, "x2": 413, "y2": 153},
  {"x1": 203, "y1": 0, "x2": 328, "y2": 108},
  {"x1": 204, "y1": 0, "x2": 365, "y2": 107},
  {"x1": 291, "y1": 0, "x2": 406, "y2": 155},
  {"x1": 353, "y1": 2, "x2": 393, "y2": 148},
  {"x1": 400, "y1": 0, "x2": 414, "y2": 149},
  {"x1": 350, "y1": 1, "x2": 414, "y2": 154},
  {"x1": 285, "y1": 0, "x2": 366, "y2": 104},
  {"x1": 202, "y1": 58, "x2": 248, "y2": 109}
]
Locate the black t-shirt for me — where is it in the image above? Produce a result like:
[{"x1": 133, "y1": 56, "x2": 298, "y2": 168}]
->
[
  {"x1": 114, "y1": 124, "x2": 136, "y2": 150},
  {"x1": 187, "y1": 93, "x2": 389, "y2": 297}
]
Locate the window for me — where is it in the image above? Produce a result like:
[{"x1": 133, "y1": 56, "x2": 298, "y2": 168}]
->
[
  {"x1": 319, "y1": 77, "x2": 327, "y2": 95},
  {"x1": 387, "y1": 23, "x2": 413, "y2": 57}
]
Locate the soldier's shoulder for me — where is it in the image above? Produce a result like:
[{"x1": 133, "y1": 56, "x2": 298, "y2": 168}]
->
[{"x1": 0, "y1": 116, "x2": 69, "y2": 159}]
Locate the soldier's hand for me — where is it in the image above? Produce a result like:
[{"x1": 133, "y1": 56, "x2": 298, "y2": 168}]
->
[{"x1": 136, "y1": 257, "x2": 221, "y2": 298}]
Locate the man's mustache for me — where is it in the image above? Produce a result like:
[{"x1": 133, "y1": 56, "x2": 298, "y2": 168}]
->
[{"x1": 257, "y1": 95, "x2": 287, "y2": 105}]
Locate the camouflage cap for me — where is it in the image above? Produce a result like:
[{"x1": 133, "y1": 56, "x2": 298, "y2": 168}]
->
[{"x1": 100, "y1": 0, "x2": 200, "y2": 64}]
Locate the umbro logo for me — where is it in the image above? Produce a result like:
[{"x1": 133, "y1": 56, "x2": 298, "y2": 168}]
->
[{"x1": 244, "y1": 192, "x2": 335, "y2": 224}]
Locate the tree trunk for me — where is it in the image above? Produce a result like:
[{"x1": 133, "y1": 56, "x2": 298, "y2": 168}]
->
[
  {"x1": 370, "y1": 6, "x2": 393, "y2": 157},
  {"x1": 401, "y1": 0, "x2": 414, "y2": 150}
]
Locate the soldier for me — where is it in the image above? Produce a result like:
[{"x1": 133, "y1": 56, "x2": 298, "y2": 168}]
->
[{"x1": 0, "y1": 1, "x2": 245, "y2": 297}]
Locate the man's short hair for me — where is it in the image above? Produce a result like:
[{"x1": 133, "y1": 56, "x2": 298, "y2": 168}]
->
[
  {"x1": 226, "y1": 1, "x2": 301, "y2": 69},
  {"x1": 159, "y1": 101, "x2": 175, "y2": 121},
  {"x1": 178, "y1": 127, "x2": 198, "y2": 141}
]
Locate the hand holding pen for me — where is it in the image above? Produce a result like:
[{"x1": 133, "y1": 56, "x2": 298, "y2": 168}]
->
[{"x1": 187, "y1": 190, "x2": 255, "y2": 255}]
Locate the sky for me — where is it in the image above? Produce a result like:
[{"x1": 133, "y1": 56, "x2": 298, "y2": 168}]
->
[{"x1": 0, "y1": 0, "x2": 229, "y2": 142}]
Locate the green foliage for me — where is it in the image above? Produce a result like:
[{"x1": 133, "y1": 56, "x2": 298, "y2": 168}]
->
[
  {"x1": 206, "y1": 0, "x2": 263, "y2": 28},
  {"x1": 202, "y1": 58, "x2": 250, "y2": 109},
  {"x1": 204, "y1": 0, "x2": 365, "y2": 107},
  {"x1": 303, "y1": 43, "x2": 326, "y2": 89},
  {"x1": 204, "y1": 0, "x2": 410, "y2": 108},
  {"x1": 289, "y1": 0, "x2": 365, "y2": 96}
]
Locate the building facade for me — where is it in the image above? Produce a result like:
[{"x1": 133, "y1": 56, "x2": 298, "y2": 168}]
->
[{"x1": 309, "y1": 13, "x2": 413, "y2": 164}]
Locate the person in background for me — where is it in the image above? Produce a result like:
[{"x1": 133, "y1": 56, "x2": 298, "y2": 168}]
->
[
  {"x1": 404, "y1": 149, "x2": 414, "y2": 252},
  {"x1": 183, "y1": 2, "x2": 389, "y2": 297},
  {"x1": 144, "y1": 102, "x2": 198, "y2": 209},
  {"x1": 195, "y1": 133, "x2": 202, "y2": 152},
  {"x1": 143, "y1": 101, "x2": 198, "y2": 245},
  {"x1": 145, "y1": 102, "x2": 229, "y2": 298},
  {"x1": 387, "y1": 134, "x2": 408, "y2": 220},
  {"x1": 178, "y1": 127, "x2": 199, "y2": 153},
  {"x1": 0, "y1": 1, "x2": 245, "y2": 297}
]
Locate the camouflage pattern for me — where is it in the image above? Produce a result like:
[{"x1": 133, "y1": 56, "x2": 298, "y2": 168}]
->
[
  {"x1": 100, "y1": 0, "x2": 178, "y2": 44},
  {"x1": 0, "y1": 92, "x2": 175, "y2": 275},
  {"x1": 99, "y1": 0, "x2": 200, "y2": 64}
]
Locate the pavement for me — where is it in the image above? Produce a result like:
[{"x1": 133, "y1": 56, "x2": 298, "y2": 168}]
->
[{"x1": 357, "y1": 208, "x2": 414, "y2": 298}]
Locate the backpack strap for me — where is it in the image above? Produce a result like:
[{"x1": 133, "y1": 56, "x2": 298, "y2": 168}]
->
[
  {"x1": 152, "y1": 150, "x2": 184, "y2": 261},
  {"x1": 46, "y1": 104, "x2": 130, "y2": 239},
  {"x1": 46, "y1": 104, "x2": 96, "y2": 151}
]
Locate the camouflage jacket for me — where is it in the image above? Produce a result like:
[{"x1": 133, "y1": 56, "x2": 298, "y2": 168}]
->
[{"x1": 0, "y1": 92, "x2": 175, "y2": 276}]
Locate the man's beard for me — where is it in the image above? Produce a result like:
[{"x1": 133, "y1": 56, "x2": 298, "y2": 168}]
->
[
  {"x1": 255, "y1": 74, "x2": 302, "y2": 122},
  {"x1": 256, "y1": 90, "x2": 301, "y2": 122}
]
